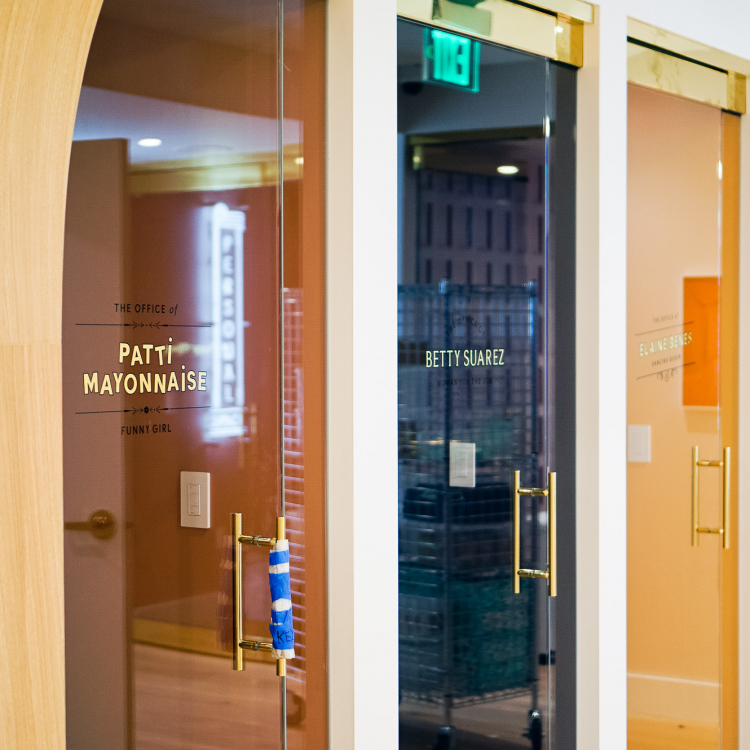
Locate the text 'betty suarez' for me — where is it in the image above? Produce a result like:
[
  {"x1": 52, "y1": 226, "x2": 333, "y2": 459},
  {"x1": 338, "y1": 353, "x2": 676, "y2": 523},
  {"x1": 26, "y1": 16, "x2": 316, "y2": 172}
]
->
[{"x1": 425, "y1": 348, "x2": 505, "y2": 368}]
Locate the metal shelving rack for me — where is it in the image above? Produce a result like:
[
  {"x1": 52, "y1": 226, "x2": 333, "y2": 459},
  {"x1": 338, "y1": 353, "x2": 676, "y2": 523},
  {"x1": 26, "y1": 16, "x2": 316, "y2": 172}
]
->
[{"x1": 398, "y1": 282, "x2": 541, "y2": 726}]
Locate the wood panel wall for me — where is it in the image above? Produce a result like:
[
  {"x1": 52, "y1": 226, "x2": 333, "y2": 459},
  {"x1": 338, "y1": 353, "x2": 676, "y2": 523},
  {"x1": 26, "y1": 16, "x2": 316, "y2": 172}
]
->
[
  {"x1": 0, "y1": 2, "x2": 101, "y2": 747},
  {"x1": 721, "y1": 109, "x2": 741, "y2": 750}
]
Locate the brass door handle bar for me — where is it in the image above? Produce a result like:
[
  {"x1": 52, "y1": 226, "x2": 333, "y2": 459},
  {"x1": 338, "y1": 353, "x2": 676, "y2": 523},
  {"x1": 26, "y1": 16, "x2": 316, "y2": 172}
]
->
[
  {"x1": 692, "y1": 446, "x2": 730, "y2": 549},
  {"x1": 513, "y1": 471, "x2": 556, "y2": 597},
  {"x1": 64, "y1": 509, "x2": 116, "y2": 540},
  {"x1": 231, "y1": 512, "x2": 287, "y2": 675}
]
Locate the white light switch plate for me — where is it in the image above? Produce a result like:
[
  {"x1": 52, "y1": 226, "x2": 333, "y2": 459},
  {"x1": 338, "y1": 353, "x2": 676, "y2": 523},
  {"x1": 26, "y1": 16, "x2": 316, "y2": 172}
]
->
[
  {"x1": 628, "y1": 425, "x2": 651, "y2": 463},
  {"x1": 181, "y1": 471, "x2": 210, "y2": 528},
  {"x1": 449, "y1": 441, "x2": 476, "y2": 488}
]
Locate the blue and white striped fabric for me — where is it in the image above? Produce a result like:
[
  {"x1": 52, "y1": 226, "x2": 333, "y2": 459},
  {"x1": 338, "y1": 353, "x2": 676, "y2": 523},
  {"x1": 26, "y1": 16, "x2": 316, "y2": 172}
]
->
[{"x1": 268, "y1": 539, "x2": 295, "y2": 659}]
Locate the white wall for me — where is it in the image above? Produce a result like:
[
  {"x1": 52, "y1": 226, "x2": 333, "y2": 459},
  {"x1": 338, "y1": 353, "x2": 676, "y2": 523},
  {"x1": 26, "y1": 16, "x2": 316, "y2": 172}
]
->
[
  {"x1": 327, "y1": 1, "x2": 750, "y2": 748},
  {"x1": 623, "y1": 0, "x2": 750, "y2": 61},
  {"x1": 327, "y1": 0, "x2": 399, "y2": 748},
  {"x1": 574, "y1": 7, "x2": 628, "y2": 749},
  {"x1": 576, "y1": 3, "x2": 750, "y2": 749}
]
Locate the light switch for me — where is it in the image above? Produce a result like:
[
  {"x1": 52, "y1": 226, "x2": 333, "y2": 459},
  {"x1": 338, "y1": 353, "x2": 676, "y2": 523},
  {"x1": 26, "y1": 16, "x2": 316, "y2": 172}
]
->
[
  {"x1": 449, "y1": 441, "x2": 476, "y2": 488},
  {"x1": 628, "y1": 425, "x2": 651, "y2": 463},
  {"x1": 181, "y1": 471, "x2": 210, "y2": 528},
  {"x1": 188, "y1": 484, "x2": 201, "y2": 516}
]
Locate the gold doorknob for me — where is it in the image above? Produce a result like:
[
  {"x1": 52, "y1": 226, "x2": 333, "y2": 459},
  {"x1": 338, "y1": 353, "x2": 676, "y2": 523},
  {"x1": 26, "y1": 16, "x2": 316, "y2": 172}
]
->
[{"x1": 64, "y1": 509, "x2": 116, "y2": 540}]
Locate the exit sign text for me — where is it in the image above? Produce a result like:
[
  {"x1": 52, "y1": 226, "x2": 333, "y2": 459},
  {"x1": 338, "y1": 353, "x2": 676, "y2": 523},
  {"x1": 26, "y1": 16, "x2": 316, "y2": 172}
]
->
[{"x1": 423, "y1": 28, "x2": 480, "y2": 92}]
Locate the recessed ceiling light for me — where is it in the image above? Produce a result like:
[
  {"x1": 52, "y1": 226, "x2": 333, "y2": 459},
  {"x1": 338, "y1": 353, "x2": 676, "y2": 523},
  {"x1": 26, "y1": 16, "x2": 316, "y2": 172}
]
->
[
  {"x1": 497, "y1": 165, "x2": 519, "y2": 175},
  {"x1": 295, "y1": 157, "x2": 304, "y2": 165},
  {"x1": 138, "y1": 138, "x2": 162, "y2": 148}
]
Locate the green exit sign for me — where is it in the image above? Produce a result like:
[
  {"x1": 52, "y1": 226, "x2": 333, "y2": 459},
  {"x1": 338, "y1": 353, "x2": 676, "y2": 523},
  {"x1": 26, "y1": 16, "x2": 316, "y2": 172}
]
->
[{"x1": 423, "y1": 28, "x2": 480, "y2": 92}]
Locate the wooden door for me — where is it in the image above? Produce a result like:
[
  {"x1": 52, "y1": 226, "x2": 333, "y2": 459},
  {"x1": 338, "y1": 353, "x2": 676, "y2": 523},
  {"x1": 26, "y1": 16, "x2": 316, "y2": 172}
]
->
[{"x1": 63, "y1": 138, "x2": 130, "y2": 750}]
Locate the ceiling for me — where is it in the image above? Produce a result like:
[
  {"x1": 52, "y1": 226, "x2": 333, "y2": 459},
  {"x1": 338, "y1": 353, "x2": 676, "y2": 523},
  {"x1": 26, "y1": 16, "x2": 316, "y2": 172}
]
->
[
  {"x1": 397, "y1": 17, "x2": 535, "y2": 68},
  {"x1": 99, "y1": 0, "x2": 303, "y2": 50},
  {"x1": 73, "y1": 86, "x2": 300, "y2": 165}
]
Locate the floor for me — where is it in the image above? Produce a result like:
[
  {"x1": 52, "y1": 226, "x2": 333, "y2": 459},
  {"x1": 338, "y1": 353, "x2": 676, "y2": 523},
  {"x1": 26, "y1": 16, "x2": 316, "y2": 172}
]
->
[
  {"x1": 400, "y1": 694, "x2": 534, "y2": 749},
  {"x1": 134, "y1": 644, "x2": 304, "y2": 750},
  {"x1": 628, "y1": 718, "x2": 719, "y2": 750},
  {"x1": 134, "y1": 643, "x2": 720, "y2": 750},
  {"x1": 399, "y1": 661, "x2": 551, "y2": 750}
]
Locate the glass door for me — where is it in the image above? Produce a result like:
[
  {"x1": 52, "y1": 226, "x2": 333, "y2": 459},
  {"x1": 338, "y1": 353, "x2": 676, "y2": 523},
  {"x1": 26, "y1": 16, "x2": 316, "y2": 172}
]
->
[
  {"x1": 627, "y1": 84, "x2": 739, "y2": 750},
  {"x1": 397, "y1": 19, "x2": 576, "y2": 750},
  {"x1": 62, "y1": 1, "x2": 327, "y2": 749}
]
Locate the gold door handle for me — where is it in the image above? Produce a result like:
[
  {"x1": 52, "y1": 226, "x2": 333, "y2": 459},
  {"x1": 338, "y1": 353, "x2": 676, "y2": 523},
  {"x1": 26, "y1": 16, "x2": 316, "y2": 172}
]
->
[
  {"x1": 64, "y1": 509, "x2": 116, "y2": 540},
  {"x1": 692, "y1": 446, "x2": 730, "y2": 549},
  {"x1": 231, "y1": 513, "x2": 287, "y2": 675},
  {"x1": 513, "y1": 471, "x2": 556, "y2": 597}
]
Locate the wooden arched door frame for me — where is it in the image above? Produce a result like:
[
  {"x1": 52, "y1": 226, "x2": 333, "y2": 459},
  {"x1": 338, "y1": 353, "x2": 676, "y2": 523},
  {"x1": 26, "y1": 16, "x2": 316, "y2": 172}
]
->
[{"x1": 0, "y1": 2, "x2": 102, "y2": 746}]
